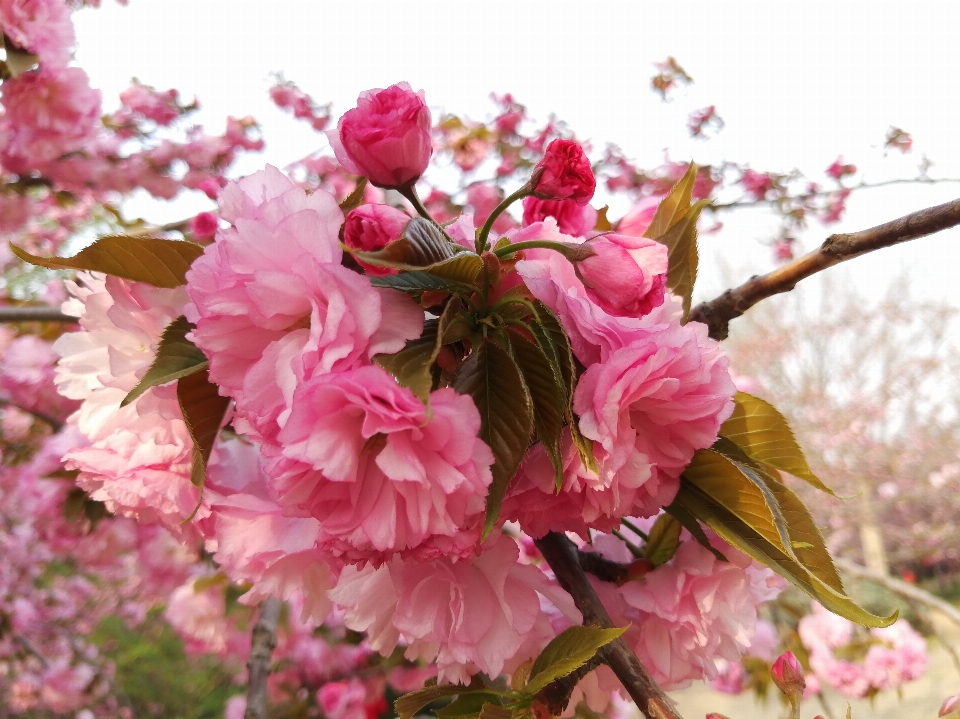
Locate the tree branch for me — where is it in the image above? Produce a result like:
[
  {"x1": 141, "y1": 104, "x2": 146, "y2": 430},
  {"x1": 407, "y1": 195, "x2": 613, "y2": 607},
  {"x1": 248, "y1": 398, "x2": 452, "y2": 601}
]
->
[
  {"x1": 0, "y1": 306, "x2": 76, "y2": 323},
  {"x1": 244, "y1": 597, "x2": 281, "y2": 719},
  {"x1": 534, "y1": 532, "x2": 682, "y2": 719},
  {"x1": 0, "y1": 398, "x2": 63, "y2": 431},
  {"x1": 689, "y1": 197, "x2": 960, "y2": 340}
]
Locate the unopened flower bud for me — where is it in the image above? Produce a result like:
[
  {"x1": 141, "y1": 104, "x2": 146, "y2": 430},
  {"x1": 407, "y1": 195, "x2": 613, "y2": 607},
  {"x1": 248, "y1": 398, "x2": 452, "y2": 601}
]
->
[
  {"x1": 771, "y1": 651, "x2": 806, "y2": 700},
  {"x1": 530, "y1": 139, "x2": 595, "y2": 205},
  {"x1": 940, "y1": 692, "x2": 960, "y2": 717},
  {"x1": 573, "y1": 234, "x2": 668, "y2": 318},
  {"x1": 343, "y1": 204, "x2": 409, "y2": 275}
]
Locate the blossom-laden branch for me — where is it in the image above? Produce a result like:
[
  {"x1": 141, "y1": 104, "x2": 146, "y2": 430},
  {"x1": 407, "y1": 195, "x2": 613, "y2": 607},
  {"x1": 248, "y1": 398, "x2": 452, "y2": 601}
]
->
[
  {"x1": 690, "y1": 197, "x2": 960, "y2": 340},
  {"x1": 534, "y1": 532, "x2": 683, "y2": 719},
  {"x1": 245, "y1": 597, "x2": 281, "y2": 719}
]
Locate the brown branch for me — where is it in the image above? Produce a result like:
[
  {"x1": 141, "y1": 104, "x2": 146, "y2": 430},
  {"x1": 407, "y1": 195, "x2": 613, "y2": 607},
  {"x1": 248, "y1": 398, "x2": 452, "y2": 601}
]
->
[
  {"x1": 577, "y1": 549, "x2": 630, "y2": 584},
  {"x1": 536, "y1": 654, "x2": 604, "y2": 715},
  {"x1": 0, "y1": 306, "x2": 77, "y2": 323},
  {"x1": 245, "y1": 597, "x2": 281, "y2": 719},
  {"x1": 690, "y1": 197, "x2": 960, "y2": 339},
  {"x1": 0, "y1": 398, "x2": 63, "y2": 431},
  {"x1": 534, "y1": 532, "x2": 682, "y2": 719}
]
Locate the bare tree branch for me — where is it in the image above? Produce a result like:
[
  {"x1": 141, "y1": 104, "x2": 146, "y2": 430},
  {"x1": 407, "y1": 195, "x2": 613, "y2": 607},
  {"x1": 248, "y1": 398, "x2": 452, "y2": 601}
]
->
[
  {"x1": 244, "y1": 597, "x2": 281, "y2": 719},
  {"x1": 690, "y1": 197, "x2": 960, "y2": 340},
  {"x1": 0, "y1": 306, "x2": 76, "y2": 323},
  {"x1": 534, "y1": 532, "x2": 683, "y2": 719}
]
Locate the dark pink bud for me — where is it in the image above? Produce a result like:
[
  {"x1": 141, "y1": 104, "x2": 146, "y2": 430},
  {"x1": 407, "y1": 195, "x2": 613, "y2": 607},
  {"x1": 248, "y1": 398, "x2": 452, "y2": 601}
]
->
[
  {"x1": 343, "y1": 204, "x2": 410, "y2": 275},
  {"x1": 771, "y1": 651, "x2": 806, "y2": 700},
  {"x1": 574, "y1": 234, "x2": 668, "y2": 318},
  {"x1": 190, "y1": 212, "x2": 219, "y2": 240},
  {"x1": 328, "y1": 83, "x2": 433, "y2": 189},
  {"x1": 530, "y1": 139, "x2": 596, "y2": 205}
]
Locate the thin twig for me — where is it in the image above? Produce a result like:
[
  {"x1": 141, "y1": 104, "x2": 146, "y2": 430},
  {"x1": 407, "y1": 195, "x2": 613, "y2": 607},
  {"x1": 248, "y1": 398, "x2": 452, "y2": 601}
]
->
[
  {"x1": 534, "y1": 532, "x2": 683, "y2": 719},
  {"x1": 0, "y1": 398, "x2": 63, "y2": 431},
  {"x1": 245, "y1": 597, "x2": 281, "y2": 719},
  {"x1": 835, "y1": 558, "x2": 960, "y2": 629},
  {"x1": 690, "y1": 197, "x2": 960, "y2": 339},
  {"x1": 13, "y1": 634, "x2": 50, "y2": 668},
  {"x1": 0, "y1": 306, "x2": 76, "y2": 323}
]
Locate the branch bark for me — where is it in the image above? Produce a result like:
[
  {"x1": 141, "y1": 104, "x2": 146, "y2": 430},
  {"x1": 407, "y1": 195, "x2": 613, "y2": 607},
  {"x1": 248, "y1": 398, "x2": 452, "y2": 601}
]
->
[
  {"x1": 0, "y1": 306, "x2": 76, "y2": 323},
  {"x1": 689, "y1": 197, "x2": 960, "y2": 339},
  {"x1": 244, "y1": 597, "x2": 281, "y2": 719},
  {"x1": 534, "y1": 532, "x2": 682, "y2": 719}
]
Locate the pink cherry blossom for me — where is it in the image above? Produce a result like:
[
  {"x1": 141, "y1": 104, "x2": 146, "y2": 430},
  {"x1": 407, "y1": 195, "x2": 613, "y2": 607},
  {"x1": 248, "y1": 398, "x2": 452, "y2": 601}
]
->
[
  {"x1": 0, "y1": 0, "x2": 75, "y2": 68},
  {"x1": 574, "y1": 233, "x2": 668, "y2": 317},
  {"x1": 617, "y1": 195, "x2": 663, "y2": 237},
  {"x1": 522, "y1": 196, "x2": 598, "y2": 236},
  {"x1": 190, "y1": 211, "x2": 218, "y2": 239},
  {"x1": 271, "y1": 367, "x2": 493, "y2": 564},
  {"x1": 328, "y1": 83, "x2": 433, "y2": 189},
  {"x1": 317, "y1": 678, "x2": 369, "y2": 719},
  {"x1": 343, "y1": 203, "x2": 410, "y2": 275},
  {"x1": 531, "y1": 139, "x2": 596, "y2": 204}
]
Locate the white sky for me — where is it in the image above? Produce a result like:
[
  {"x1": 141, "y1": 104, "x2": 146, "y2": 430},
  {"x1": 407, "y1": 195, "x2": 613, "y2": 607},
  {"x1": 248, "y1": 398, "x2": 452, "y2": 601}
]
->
[{"x1": 73, "y1": 0, "x2": 960, "y2": 307}]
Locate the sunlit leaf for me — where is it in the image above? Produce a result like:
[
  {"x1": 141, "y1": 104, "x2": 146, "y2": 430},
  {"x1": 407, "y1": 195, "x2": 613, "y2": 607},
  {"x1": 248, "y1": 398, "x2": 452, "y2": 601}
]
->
[
  {"x1": 177, "y1": 368, "x2": 230, "y2": 489},
  {"x1": 643, "y1": 163, "x2": 697, "y2": 240},
  {"x1": 526, "y1": 626, "x2": 627, "y2": 694},
  {"x1": 121, "y1": 316, "x2": 208, "y2": 407},
  {"x1": 719, "y1": 392, "x2": 834, "y2": 495},
  {"x1": 11, "y1": 236, "x2": 204, "y2": 288},
  {"x1": 437, "y1": 694, "x2": 502, "y2": 719},
  {"x1": 663, "y1": 501, "x2": 727, "y2": 562},
  {"x1": 594, "y1": 206, "x2": 613, "y2": 232},
  {"x1": 644, "y1": 513, "x2": 682, "y2": 566},
  {"x1": 453, "y1": 340, "x2": 534, "y2": 539},
  {"x1": 338, "y1": 177, "x2": 367, "y2": 213},
  {"x1": 507, "y1": 329, "x2": 565, "y2": 489},
  {"x1": 396, "y1": 686, "x2": 465, "y2": 719},
  {"x1": 656, "y1": 198, "x2": 709, "y2": 321}
]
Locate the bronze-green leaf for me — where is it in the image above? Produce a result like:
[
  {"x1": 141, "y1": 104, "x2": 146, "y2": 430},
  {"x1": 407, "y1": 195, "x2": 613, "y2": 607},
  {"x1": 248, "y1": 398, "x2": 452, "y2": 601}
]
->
[
  {"x1": 338, "y1": 177, "x2": 367, "y2": 213},
  {"x1": 643, "y1": 163, "x2": 697, "y2": 240},
  {"x1": 525, "y1": 626, "x2": 627, "y2": 694},
  {"x1": 121, "y1": 316, "x2": 208, "y2": 407},
  {"x1": 369, "y1": 271, "x2": 475, "y2": 296},
  {"x1": 453, "y1": 340, "x2": 534, "y2": 539},
  {"x1": 655, "y1": 198, "x2": 709, "y2": 321},
  {"x1": 396, "y1": 686, "x2": 466, "y2": 719},
  {"x1": 507, "y1": 328, "x2": 565, "y2": 489},
  {"x1": 177, "y1": 368, "x2": 230, "y2": 489},
  {"x1": 11, "y1": 236, "x2": 205, "y2": 288},
  {"x1": 350, "y1": 217, "x2": 463, "y2": 269},
  {"x1": 719, "y1": 392, "x2": 834, "y2": 495},
  {"x1": 644, "y1": 513, "x2": 682, "y2": 566},
  {"x1": 477, "y1": 703, "x2": 512, "y2": 719},
  {"x1": 436, "y1": 694, "x2": 503, "y2": 719}
]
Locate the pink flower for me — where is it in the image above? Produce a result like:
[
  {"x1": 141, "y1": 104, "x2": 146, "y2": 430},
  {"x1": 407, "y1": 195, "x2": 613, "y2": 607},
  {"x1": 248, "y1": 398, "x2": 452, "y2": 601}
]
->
[
  {"x1": 0, "y1": 0, "x2": 75, "y2": 68},
  {"x1": 573, "y1": 233, "x2": 668, "y2": 317},
  {"x1": 185, "y1": 166, "x2": 423, "y2": 439},
  {"x1": 739, "y1": 169, "x2": 775, "y2": 201},
  {"x1": 329, "y1": 535, "x2": 580, "y2": 684},
  {"x1": 522, "y1": 196, "x2": 597, "y2": 236},
  {"x1": 328, "y1": 83, "x2": 432, "y2": 189},
  {"x1": 467, "y1": 182, "x2": 517, "y2": 235},
  {"x1": 771, "y1": 651, "x2": 805, "y2": 699},
  {"x1": 343, "y1": 204, "x2": 410, "y2": 275},
  {"x1": 190, "y1": 211, "x2": 218, "y2": 240},
  {"x1": 617, "y1": 196, "x2": 663, "y2": 237},
  {"x1": 317, "y1": 679, "x2": 369, "y2": 719},
  {"x1": 826, "y1": 156, "x2": 857, "y2": 181},
  {"x1": 1, "y1": 67, "x2": 102, "y2": 172},
  {"x1": 531, "y1": 139, "x2": 596, "y2": 205},
  {"x1": 271, "y1": 367, "x2": 493, "y2": 564}
]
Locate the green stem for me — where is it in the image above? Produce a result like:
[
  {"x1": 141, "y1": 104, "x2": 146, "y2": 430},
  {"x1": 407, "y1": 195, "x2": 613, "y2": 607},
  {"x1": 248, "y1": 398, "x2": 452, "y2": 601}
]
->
[
  {"x1": 476, "y1": 185, "x2": 531, "y2": 254},
  {"x1": 620, "y1": 518, "x2": 649, "y2": 542},
  {"x1": 396, "y1": 184, "x2": 435, "y2": 222},
  {"x1": 493, "y1": 239, "x2": 581, "y2": 261}
]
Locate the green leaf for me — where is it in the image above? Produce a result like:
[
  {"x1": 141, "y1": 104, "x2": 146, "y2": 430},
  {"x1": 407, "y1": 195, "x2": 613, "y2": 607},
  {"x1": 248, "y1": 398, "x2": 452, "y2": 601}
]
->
[
  {"x1": 663, "y1": 502, "x2": 727, "y2": 562},
  {"x1": 507, "y1": 328, "x2": 565, "y2": 490},
  {"x1": 369, "y1": 271, "x2": 475, "y2": 296},
  {"x1": 11, "y1": 236, "x2": 204, "y2": 288},
  {"x1": 643, "y1": 163, "x2": 697, "y2": 240},
  {"x1": 453, "y1": 340, "x2": 534, "y2": 539},
  {"x1": 338, "y1": 177, "x2": 367, "y2": 213},
  {"x1": 396, "y1": 686, "x2": 465, "y2": 719},
  {"x1": 350, "y1": 217, "x2": 464, "y2": 268},
  {"x1": 719, "y1": 392, "x2": 835, "y2": 495},
  {"x1": 436, "y1": 694, "x2": 502, "y2": 719},
  {"x1": 675, "y1": 451, "x2": 896, "y2": 627},
  {"x1": 655, "y1": 198, "x2": 709, "y2": 321},
  {"x1": 177, "y1": 368, "x2": 230, "y2": 490},
  {"x1": 526, "y1": 626, "x2": 627, "y2": 694},
  {"x1": 644, "y1": 513, "x2": 682, "y2": 566},
  {"x1": 121, "y1": 316, "x2": 208, "y2": 407},
  {"x1": 375, "y1": 298, "x2": 462, "y2": 402},
  {"x1": 477, "y1": 704, "x2": 512, "y2": 719}
]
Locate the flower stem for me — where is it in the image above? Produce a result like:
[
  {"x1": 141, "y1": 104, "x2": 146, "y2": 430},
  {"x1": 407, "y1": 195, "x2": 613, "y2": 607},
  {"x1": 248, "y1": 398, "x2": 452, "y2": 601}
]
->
[
  {"x1": 397, "y1": 184, "x2": 435, "y2": 223},
  {"x1": 493, "y1": 239, "x2": 581, "y2": 261},
  {"x1": 476, "y1": 185, "x2": 531, "y2": 254}
]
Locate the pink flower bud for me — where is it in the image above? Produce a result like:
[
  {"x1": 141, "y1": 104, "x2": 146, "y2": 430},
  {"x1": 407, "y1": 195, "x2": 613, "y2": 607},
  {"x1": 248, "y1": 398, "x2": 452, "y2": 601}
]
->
[
  {"x1": 190, "y1": 211, "x2": 219, "y2": 240},
  {"x1": 343, "y1": 204, "x2": 410, "y2": 275},
  {"x1": 573, "y1": 233, "x2": 668, "y2": 318},
  {"x1": 328, "y1": 83, "x2": 433, "y2": 189},
  {"x1": 940, "y1": 693, "x2": 960, "y2": 717},
  {"x1": 530, "y1": 139, "x2": 596, "y2": 205},
  {"x1": 771, "y1": 651, "x2": 806, "y2": 700},
  {"x1": 522, "y1": 196, "x2": 597, "y2": 237}
]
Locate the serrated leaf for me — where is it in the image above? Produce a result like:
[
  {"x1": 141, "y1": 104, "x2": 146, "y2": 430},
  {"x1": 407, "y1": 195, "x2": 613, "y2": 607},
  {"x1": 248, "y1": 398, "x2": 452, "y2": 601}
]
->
[
  {"x1": 177, "y1": 368, "x2": 230, "y2": 489},
  {"x1": 643, "y1": 163, "x2": 698, "y2": 240},
  {"x1": 663, "y1": 501, "x2": 727, "y2": 562},
  {"x1": 453, "y1": 340, "x2": 534, "y2": 539},
  {"x1": 526, "y1": 626, "x2": 627, "y2": 694},
  {"x1": 369, "y1": 271, "x2": 476, "y2": 296},
  {"x1": 396, "y1": 686, "x2": 465, "y2": 719},
  {"x1": 122, "y1": 316, "x2": 208, "y2": 407},
  {"x1": 375, "y1": 298, "x2": 462, "y2": 402},
  {"x1": 719, "y1": 392, "x2": 834, "y2": 495},
  {"x1": 644, "y1": 513, "x2": 682, "y2": 565},
  {"x1": 674, "y1": 451, "x2": 896, "y2": 627},
  {"x1": 350, "y1": 217, "x2": 463, "y2": 269},
  {"x1": 437, "y1": 693, "x2": 502, "y2": 719},
  {"x1": 12, "y1": 236, "x2": 204, "y2": 288},
  {"x1": 339, "y1": 177, "x2": 368, "y2": 213},
  {"x1": 656, "y1": 198, "x2": 709, "y2": 321},
  {"x1": 507, "y1": 329, "x2": 565, "y2": 490}
]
